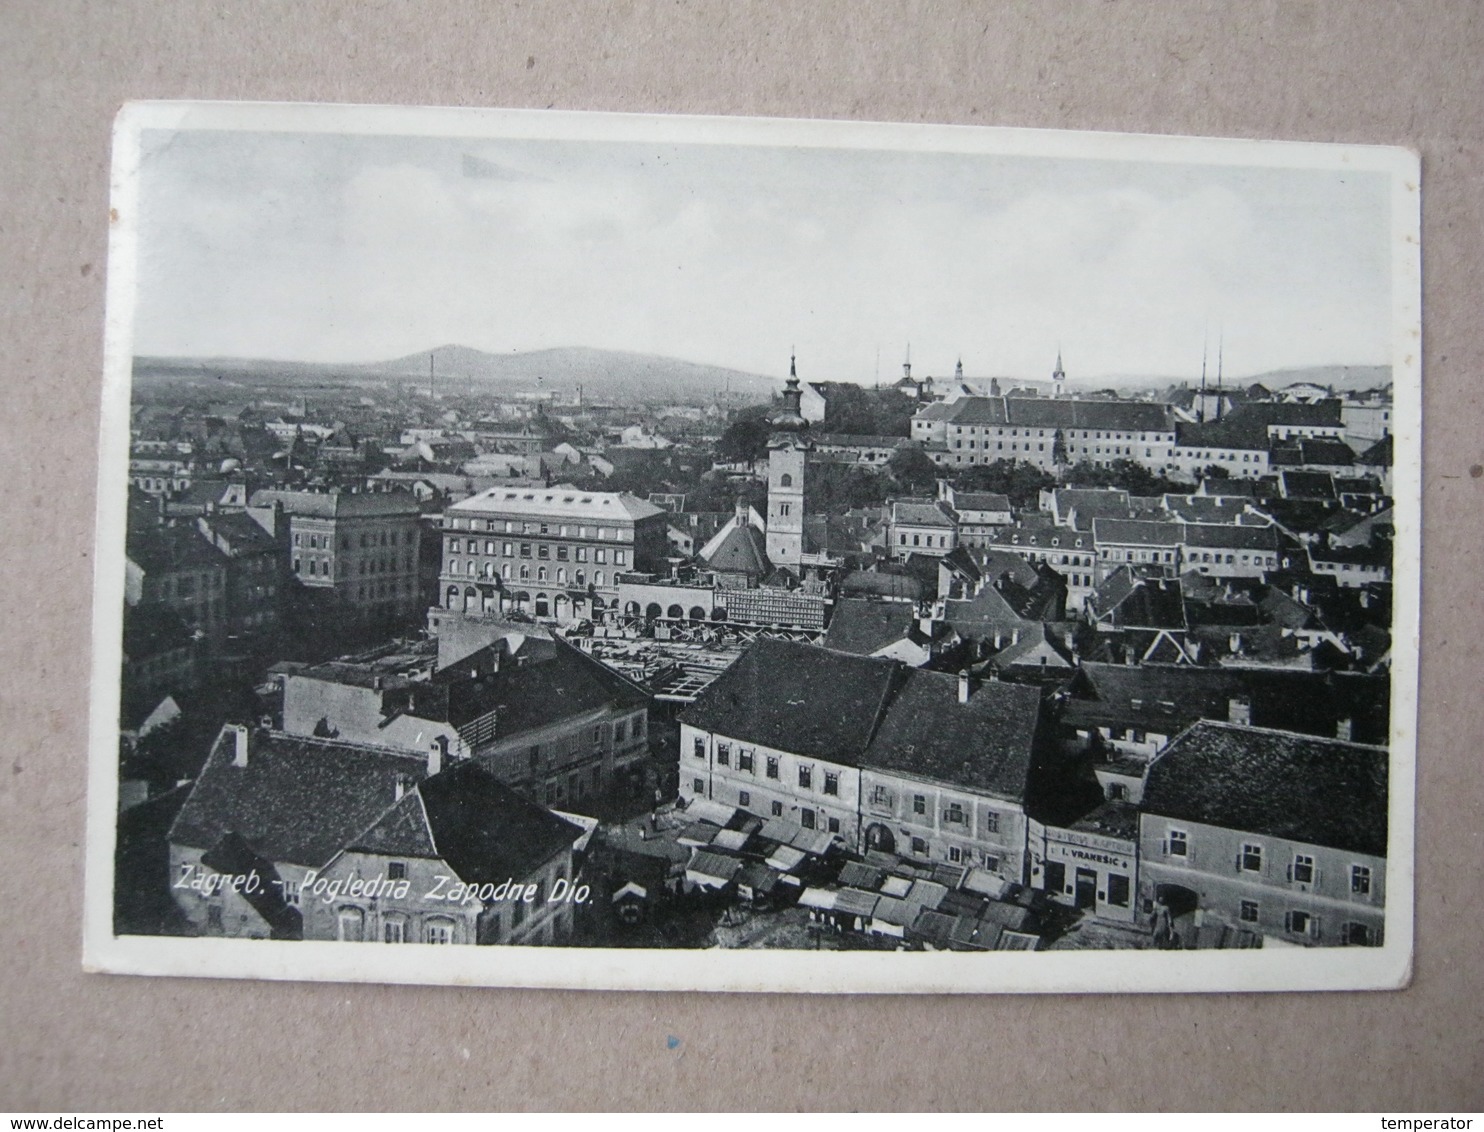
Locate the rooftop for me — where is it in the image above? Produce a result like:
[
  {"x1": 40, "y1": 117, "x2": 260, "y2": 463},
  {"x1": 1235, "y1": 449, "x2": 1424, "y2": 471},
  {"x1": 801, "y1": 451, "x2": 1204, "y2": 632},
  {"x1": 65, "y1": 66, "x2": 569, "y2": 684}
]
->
[
  {"x1": 1142, "y1": 721, "x2": 1388, "y2": 857},
  {"x1": 448, "y1": 484, "x2": 666, "y2": 522}
]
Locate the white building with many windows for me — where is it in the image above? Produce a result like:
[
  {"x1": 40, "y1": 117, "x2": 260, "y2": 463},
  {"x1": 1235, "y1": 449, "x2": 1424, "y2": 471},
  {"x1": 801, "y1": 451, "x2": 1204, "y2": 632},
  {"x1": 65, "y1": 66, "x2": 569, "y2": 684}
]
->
[{"x1": 678, "y1": 639, "x2": 1045, "y2": 883}]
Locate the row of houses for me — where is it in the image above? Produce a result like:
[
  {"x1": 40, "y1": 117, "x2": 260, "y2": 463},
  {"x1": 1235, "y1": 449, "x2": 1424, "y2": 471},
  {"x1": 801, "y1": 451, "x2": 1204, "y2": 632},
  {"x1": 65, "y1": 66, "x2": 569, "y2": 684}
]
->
[{"x1": 677, "y1": 638, "x2": 1387, "y2": 949}]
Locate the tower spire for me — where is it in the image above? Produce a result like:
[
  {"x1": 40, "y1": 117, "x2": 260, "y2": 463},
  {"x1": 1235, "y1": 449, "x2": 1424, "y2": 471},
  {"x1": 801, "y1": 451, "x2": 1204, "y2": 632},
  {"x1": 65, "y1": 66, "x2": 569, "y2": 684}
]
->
[
  {"x1": 1198, "y1": 336, "x2": 1208, "y2": 424},
  {"x1": 1215, "y1": 330, "x2": 1225, "y2": 421}
]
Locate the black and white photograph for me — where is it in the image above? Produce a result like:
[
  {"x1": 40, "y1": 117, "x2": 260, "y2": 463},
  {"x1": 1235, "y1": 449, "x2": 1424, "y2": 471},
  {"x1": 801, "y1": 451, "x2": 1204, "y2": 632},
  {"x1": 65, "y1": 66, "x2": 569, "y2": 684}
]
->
[{"x1": 84, "y1": 102, "x2": 1419, "y2": 993}]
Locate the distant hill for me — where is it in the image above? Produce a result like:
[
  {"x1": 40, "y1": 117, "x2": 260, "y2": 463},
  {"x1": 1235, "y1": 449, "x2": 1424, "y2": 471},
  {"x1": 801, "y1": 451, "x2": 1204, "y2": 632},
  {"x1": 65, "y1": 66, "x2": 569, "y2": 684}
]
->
[{"x1": 134, "y1": 345, "x2": 779, "y2": 405}]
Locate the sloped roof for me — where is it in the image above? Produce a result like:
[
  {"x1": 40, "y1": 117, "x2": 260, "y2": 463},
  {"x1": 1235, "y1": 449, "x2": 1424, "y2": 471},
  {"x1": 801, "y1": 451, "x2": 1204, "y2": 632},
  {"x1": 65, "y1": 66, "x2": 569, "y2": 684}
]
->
[
  {"x1": 170, "y1": 729, "x2": 428, "y2": 867},
  {"x1": 952, "y1": 492, "x2": 1012, "y2": 513},
  {"x1": 1006, "y1": 398, "x2": 1175, "y2": 432},
  {"x1": 1093, "y1": 518, "x2": 1185, "y2": 547},
  {"x1": 248, "y1": 487, "x2": 421, "y2": 518},
  {"x1": 448, "y1": 484, "x2": 665, "y2": 521},
  {"x1": 705, "y1": 522, "x2": 771, "y2": 576},
  {"x1": 860, "y1": 669, "x2": 1042, "y2": 800},
  {"x1": 1183, "y1": 523, "x2": 1280, "y2": 551},
  {"x1": 1357, "y1": 435, "x2": 1393, "y2": 467},
  {"x1": 415, "y1": 761, "x2": 581, "y2": 884},
  {"x1": 679, "y1": 639, "x2": 897, "y2": 764},
  {"x1": 823, "y1": 599, "x2": 920, "y2": 656},
  {"x1": 1143, "y1": 721, "x2": 1387, "y2": 857},
  {"x1": 891, "y1": 500, "x2": 955, "y2": 529}
]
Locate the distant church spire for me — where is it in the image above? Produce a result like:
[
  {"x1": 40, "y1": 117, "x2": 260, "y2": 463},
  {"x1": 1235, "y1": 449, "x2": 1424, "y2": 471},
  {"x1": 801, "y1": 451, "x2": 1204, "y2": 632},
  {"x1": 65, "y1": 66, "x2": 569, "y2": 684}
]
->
[
  {"x1": 1052, "y1": 349, "x2": 1066, "y2": 398},
  {"x1": 955, "y1": 357, "x2": 964, "y2": 379}
]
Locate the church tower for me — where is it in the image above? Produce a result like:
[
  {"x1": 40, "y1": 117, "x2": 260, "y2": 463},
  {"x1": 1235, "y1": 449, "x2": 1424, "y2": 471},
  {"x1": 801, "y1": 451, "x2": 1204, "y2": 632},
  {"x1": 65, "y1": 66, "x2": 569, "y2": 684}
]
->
[
  {"x1": 766, "y1": 353, "x2": 810, "y2": 568},
  {"x1": 1052, "y1": 349, "x2": 1066, "y2": 399}
]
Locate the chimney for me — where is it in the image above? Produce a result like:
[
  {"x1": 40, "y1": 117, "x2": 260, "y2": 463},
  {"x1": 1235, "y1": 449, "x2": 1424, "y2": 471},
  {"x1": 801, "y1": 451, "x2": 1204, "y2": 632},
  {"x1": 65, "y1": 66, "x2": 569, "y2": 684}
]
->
[
  {"x1": 372, "y1": 675, "x2": 383, "y2": 691},
  {"x1": 1336, "y1": 716, "x2": 1353, "y2": 742},
  {"x1": 957, "y1": 671, "x2": 972, "y2": 704},
  {"x1": 227, "y1": 723, "x2": 250, "y2": 767},
  {"x1": 428, "y1": 734, "x2": 448, "y2": 776},
  {"x1": 1228, "y1": 696, "x2": 1252, "y2": 726}
]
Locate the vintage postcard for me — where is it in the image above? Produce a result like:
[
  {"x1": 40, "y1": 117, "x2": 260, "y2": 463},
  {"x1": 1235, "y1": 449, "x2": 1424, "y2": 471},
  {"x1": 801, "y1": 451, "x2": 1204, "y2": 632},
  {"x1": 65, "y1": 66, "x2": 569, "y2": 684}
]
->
[{"x1": 84, "y1": 102, "x2": 1420, "y2": 993}]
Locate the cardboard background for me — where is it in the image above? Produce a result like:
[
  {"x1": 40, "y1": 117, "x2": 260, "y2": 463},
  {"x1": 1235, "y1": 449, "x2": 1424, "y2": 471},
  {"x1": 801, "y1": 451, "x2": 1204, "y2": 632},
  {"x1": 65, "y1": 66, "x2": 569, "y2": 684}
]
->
[{"x1": 1, "y1": 0, "x2": 1480, "y2": 1111}]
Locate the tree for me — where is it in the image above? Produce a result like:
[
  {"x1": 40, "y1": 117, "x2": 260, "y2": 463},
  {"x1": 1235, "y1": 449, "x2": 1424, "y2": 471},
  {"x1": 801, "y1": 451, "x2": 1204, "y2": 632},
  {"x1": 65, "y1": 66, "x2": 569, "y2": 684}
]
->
[
  {"x1": 1200, "y1": 463, "x2": 1232, "y2": 480},
  {"x1": 886, "y1": 446, "x2": 939, "y2": 495},
  {"x1": 949, "y1": 458, "x2": 1056, "y2": 509},
  {"x1": 804, "y1": 462, "x2": 891, "y2": 513},
  {"x1": 717, "y1": 413, "x2": 772, "y2": 465}
]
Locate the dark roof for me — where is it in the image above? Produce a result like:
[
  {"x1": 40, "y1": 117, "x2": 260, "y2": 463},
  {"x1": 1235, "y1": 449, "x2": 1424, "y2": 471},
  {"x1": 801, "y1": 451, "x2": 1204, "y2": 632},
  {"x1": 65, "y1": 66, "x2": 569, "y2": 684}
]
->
[
  {"x1": 680, "y1": 639, "x2": 1042, "y2": 799},
  {"x1": 823, "y1": 599, "x2": 920, "y2": 656},
  {"x1": 1005, "y1": 398, "x2": 1174, "y2": 432},
  {"x1": 425, "y1": 636, "x2": 648, "y2": 736},
  {"x1": 705, "y1": 522, "x2": 771, "y2": 576},
  {"x1": 679, "y1": 639, "x2": 897, "y2": 764},
  {"x1": 891, "y1": 500, "x2": 956, "y2": 529},
  {"x1": 1093, "y1": 518, "x2": 1184, "y2": 547},
  {"x1": 861, "y1": 670, "x2": 1042, "y2": 800},
  {"x1": 840, "y1": 570, "x2": 924, "y2": 602},
  {"x1": 390, "y1": 761, "x2": 580, "y2": 884},
  {"x1": 170, "y1": 729, "x2": 428, "y2": 867},
  {"x1": 1142, "y1": 721, "x2": 1388, "y2": 857},
  {"x1": 1066, "y1": 662, "x2": 1390, "y2": 745},
  {"x1": 1183, "y1": 523, "x2": 1280, "y2": 551},
  {"x1": 1280, "y1": 470, "x2": 1338, "y2": 501},
  {"x1": 1357, "y1": 435, "x2": 1393, "y2": 467},
  {"x1": 951, "y1": 492, "x2": 1011, "y2": 513},
  {"x1": 126, "y1": 520, "x2": 229, "y2": 575},
  {"x1": 249, "y1": 487, "x2": 421, "y2": 518}
]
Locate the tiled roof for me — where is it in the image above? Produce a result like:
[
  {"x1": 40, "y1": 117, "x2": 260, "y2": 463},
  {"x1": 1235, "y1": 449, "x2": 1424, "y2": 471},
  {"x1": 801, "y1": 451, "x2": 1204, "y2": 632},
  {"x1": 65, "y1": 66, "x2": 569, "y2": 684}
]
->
[
  {"x1": 1182, "y1": 523, "x2": 1280, "y2": 551},
  {"x1": 680, "y1": 639, "x2": 1042, "y2": 800},
  {"x1": 1067, "y1": 663, "x2": 1390, "y2": 745},
  {"x1": 1142, "y1": 721, "x2": 1388, "y2": 857},
  {"x1": 823, "y1": 599, "x2": 919, "y2": 656},
  {"x1": 860, "y1": 669, "x2": 1042, "y2": 800},
  {"x1": 416, "y1": 761, "x2": 581, "y2": 884},
  {"x1": 1093, "y1": 518, "x2": 1185, "y2": 546},
  {"x1": 679, "y1": 639, "x2": 897, "y2": 764},
  {"x1": 249, "y1": 487, "x2": 421, "y2": 518},
  {"x1": 170, "y1": 729, "x2": 428, "y2": 868},
  {"x1": 447, "y1": 484, "x2": 665, "y2": 522},
  {"x1": 952, "y1": 492, "x2": 1012, "y2": 514},
  {"x1": 891, "y1": 500, "x2": 956, "y2": 528},
  {"x1": 1005, "y1": 398, "x2": 1175, "y2": 432},
  {"x1": 705, "y1": 523, "x2": 771, "y2": 576}
]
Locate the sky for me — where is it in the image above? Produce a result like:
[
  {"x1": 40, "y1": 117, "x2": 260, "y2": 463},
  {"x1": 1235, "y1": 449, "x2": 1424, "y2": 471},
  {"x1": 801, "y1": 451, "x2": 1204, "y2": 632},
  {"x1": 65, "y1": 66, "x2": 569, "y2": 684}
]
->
[{"x1": 131, "y1": 125, "x2": 1396, "y2": 385}]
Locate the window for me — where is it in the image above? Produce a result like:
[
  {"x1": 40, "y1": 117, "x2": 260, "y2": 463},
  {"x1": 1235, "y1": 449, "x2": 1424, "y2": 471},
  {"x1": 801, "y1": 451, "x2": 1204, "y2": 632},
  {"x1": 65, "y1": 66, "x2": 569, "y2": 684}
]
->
[
  {"x1": 1285, "y1": 910, "x2": 1313, "y2": 937},
  {"x1": 529, "y1": 746, "x2": 541, "y2": 771},
  {"x1": 692, "y1": 737, "x2": 705, "y2": 759},
  {"x1": 387, "y1": 861, "x2": 407, "y2": 881},
  {"x1": 766, "y1": 756, "x2": 779, "y2": 779},
  {"x1": 738, "y1": 790, "x2": 751, "y2": 808},
  {"x1": 383, "y1": 918, "x2": 406, "y2": 944},
  {"x1": 556, "y1": 546, "x2": 569, "y2": 561},
  {"x1": 1240, "y1": 900, "x2": 1260, "y2": 923},
  {"x1": 595, "y1": 549, "x2": 607, "y2": 564},
  {"x1": 771, "y1": 800, "x2": 784, "y2": 817},
  {"x1": 1343, "y1": 922, "x2": 1377, "y2": 947},
  {"x1": 800, "y1": 810, "x2": 816, "y2": 830},
  {"x1": 869, "y1": 784, "x2": 892, "y2": 808},
  {"x1": 798, "y1": 765, "x2": 812, "y2": 789},
  {"x1": 693, "y1": 777, "x2": 705, "y2": 795},
  {"x1": 944, "y1": 801, "x2": 965, "y2": 825},
  {"x1": 912, "y1": 794, "x2": 926, "y2": 816},
  {"x1": 823, "y1": 771, "x2": 839, "y2": 796},
  {"x1": 910, "y1": 837, "x2": 928, "y2": 856},
  {"x1": 426, "y1": 920, "x2": 454, "y2": 945},
  {"x1": 1164, "y1": 829, "x2": 1190, "y2": 857},
  {"x1": 716, "y1": 743, "x2": 730, "y2": 767},
  {"x1": 948, "y1": 846, "x2": 963, "y2": 863},
  {"x1": 738, "y1": 750, "x2": 754, "y2": 773},
  {"x1": 336, "y1": 908, "x2": 364, "y2": 942},
  {"x1": 1107, "y1": 874, "x2": 1130, "y2": 907},
  {"x1": 984, "y1": 852, "x2": 1001, "y2": 872},
  {"x1": 282, "y1": 880, "x2": 301, "y2": 908},
  {"x1": 1351, "y1": 865, "x2": 1372, "y2": 895},
  {"x1": 1291, "y1": 854, "x2": 1315, "y2": 884},
  {"x1": 615, "y1": 721, "x2": 628, "y2": 743},
  {"x1": 827, "y1": 817, "x2": 840, "y2": 834},
  {"x1": 1240, "y1": 843, "x2": 1264, "y2": 873}
]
